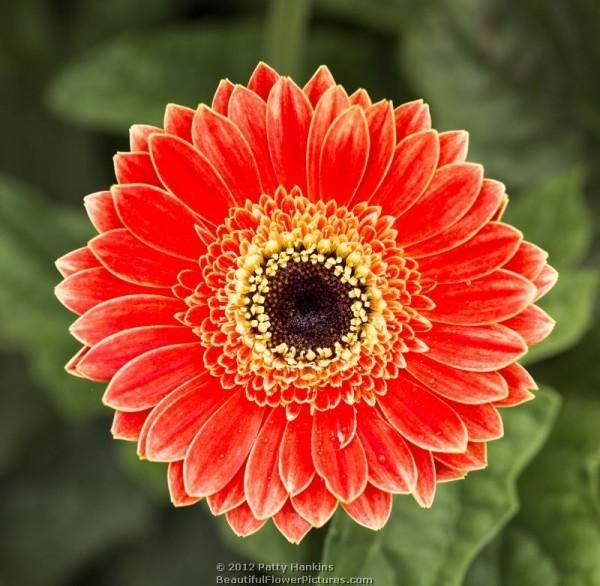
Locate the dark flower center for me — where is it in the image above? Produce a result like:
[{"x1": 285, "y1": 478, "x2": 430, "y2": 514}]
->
[{"x1": 264, "y1": 261, "x2": 354, "y2": 353}]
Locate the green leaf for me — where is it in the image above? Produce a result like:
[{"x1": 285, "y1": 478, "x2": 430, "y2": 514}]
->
[
  {"x1": 466, "y1": 396, "x2": 600, "y2": 585},
  {"x1": 0, "y1": 173, "x2": 103, "y2": 418},
  {"x1": 47, "y1": 21, "x2": 266, "y2": 132},
  {"x1": 0, "y1": 422, "x2": 152, "y2": 586},
  {"x1": 465, "y1": 527, "x2": 559, "y2": 586},
  {"x1": 514, "y1": 398, "x2": 600, "y2": 581},
  {"x1": 504, "y1": 167, "x2": 592, "y2": 270},
  {"x1": 321, "y1": 516, "x2": 385, "y2": 577},
  {"x1": 264, "y1": 0, "x2": 312, "y2": 77},
  {"x1": 462, "y1": 536, "x2": 503, "y2": 586},
  {"x1": 321, "y1": 388, "x2": 561, "y2": 585},
  {"x1": 399, "y1": 0, "x2": 582, "y2": 192}
]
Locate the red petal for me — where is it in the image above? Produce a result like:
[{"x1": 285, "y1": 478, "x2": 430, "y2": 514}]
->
[
  {"x1": 111, "y1": 409, "x2": 151, "y2": 441},
  {"x1": 438, "y1": 130, "x2": 469, "y2": 166},
  {"x1": 434, "y1": 441, "x2": 487, "y2": 471},
  {"x1": 84, "y1": 191, "x2": 123, "y2": 233},
  {"x1": 318, "y1": 106, "x2": 369, "y2": 204},
  {"x1": 89, "y1": 229, "x2": 191, "y2": 287},
  {"x1": 164, "y1": 103, "x2": 194, "y2": 142},
  {"x1": 212, "y1": 78, "x2": 234, "y2": 115},
  {"x1": 406, "y1": 179, "x2": 506, "y2": 258},
  {"x1": 228, "y1": 85, "x2": 278, "y2": 194},
  {"x1": 495, "y1": 363, "x2": 536, "y2": 407},
  {"x1": 394, "y1": 163, "x2": 483, "y2": 247},
  {"x1": 352, "y1": 101, "x2": 395, "y2": 202},
  {"x1": 226, "y1": 502, "x2": 266, "y2": 537},
  {"x1": 426, "y1": 270, "x2": 537, "y2": 326},
  {"x1": 55, "y1": 267, "x2": 164, "y2": 315},
  {"x1": 447, "y1": 402, "x2": 504, "y2": 441},
  {"x1": 279, "y1": 407, "x2": 315, "y2": 495},
  {"x1": 78, "y1": 325, "x2": 196, "y2": 381},
  {"x1": 369, "y1": 130, "x2": 439, "y2": 217},
  {"x1": 102, "y1": 342, "x2": 204, "y2": 410},
  {"x1": 420, "y1": 323, "x2": 527, "y2": 372},
  {"x1": 65, "y1": 346, "x2": 90, "y2": 377},
  {"x1": 323, "y1": 401, "x2": 356, "y2": 448},
  {"x1": 137, "y1": 376, "x2": 185, "y2": 458},
  {"x1": 394, "y1": 100, "x2": 431, "y2": 141},
  {"x1": 55, "y1": 246, "x2": 99, "y2": 277},
  {"x1": 312, "y1": 411, "x2": 368, "y2": 502},
  {"x1": 342, "y1": 484, "x2": 392, "y2": 531},
  {"x1": 247, "y1": 62, "x2": 280, "y2": 101},
  {"x1": 70, "y1": 294, "x2": 182, "y2": 346},
  {"x1": 129, "y1": 124, "x2": 161, "y2": 152},
  {"x1": 435, "y1": 462, "x2": 467, "y2": 483},
  {"x1": 418, "y1": 223, "x2": 523, "y2": 284},
  {"x1": 306, "y1": 85, "x2": 350, "y2": 199},
  {"x1": 291, "y1": 475, "x2": 338, "y2": 527},
  {"x1": 406, "y1": 353, "x2": 509, "y2": 404},
  {"x1": 168, "y1": 460, "x2": 201, "y2": 507},
  {"x1": 184, "y1": 391, "x2": 263, "y2": 496},
  {"x1": 379, "y1": 373, "x2": 468, "y2": 453},
  {"x1": 504, "y1": 241, "x2": 548, "y2": 281},
  {"x1": 267, "y1": 77, "x2": 313, "y2": 194},
  {"x1": 356, "y1": 403, "x2": 416, "y2": 493},
  {"x1": 407, "y1": 443, "x2": 436, "y2": 508},
  {"x1": 207, "y1": 466, "x2": 246, "y2": 515},
  {"x1": 349, "y1": 89, "x2": 372, "y2": 108},
  {"x1": 492, "y1": 193, "x2": 509, "y2": 221},
  {"x1": 144, "y1": 375, "x2": 227, "y2": 461},
  {"x1": 533, "y1": 265, "x2": 558, "y2": 300},
  {"x1": 244, "y1": 408, "x2": 288, "y2": 519},
  {"x1": 303, "y1": 65, "x2": 336, "y2": 106},
  {"x1": 148, "y1": 134, "x2": 234, "y2": 226},
  {"x1": 114, "y1": 152, "x2": 161, "y2": 186},
  {"x1": 65, "y1": 346, "x2": 91, "y2": 373},
  {"x1": 192, "y1": 105, "x2": 261, "y2": 203},
  {"x1": 273, "y1": 501, "x2": 312, "y2": 543},
  {"x1": 502, "y1": 304, "x2": 555, "y2": 346},
  {"x1": 113, "y1": 183, "x2": 205, "y2": 260}
]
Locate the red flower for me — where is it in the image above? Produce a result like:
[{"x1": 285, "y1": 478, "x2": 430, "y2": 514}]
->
[{"x1": 55, "y1": 63, "x2": 557, "y2": 543}]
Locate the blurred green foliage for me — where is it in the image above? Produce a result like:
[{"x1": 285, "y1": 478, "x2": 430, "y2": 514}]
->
[{"x1": 1, "y1": 0, "x2": 599, "y2": 584}]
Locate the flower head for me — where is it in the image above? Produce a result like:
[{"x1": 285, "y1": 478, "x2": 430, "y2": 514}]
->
[{"x1": 55, "y1": 62, "x2": 557, "y2": 543}]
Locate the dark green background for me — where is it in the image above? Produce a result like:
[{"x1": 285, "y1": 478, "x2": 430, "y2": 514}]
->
[{"x1": 1, "y1": 1, "x2": 599, "y2": 585}]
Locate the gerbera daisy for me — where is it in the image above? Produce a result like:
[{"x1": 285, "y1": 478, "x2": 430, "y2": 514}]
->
[{"x1": 55, "y1": 62, "x2": 557, "y2": 543}]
